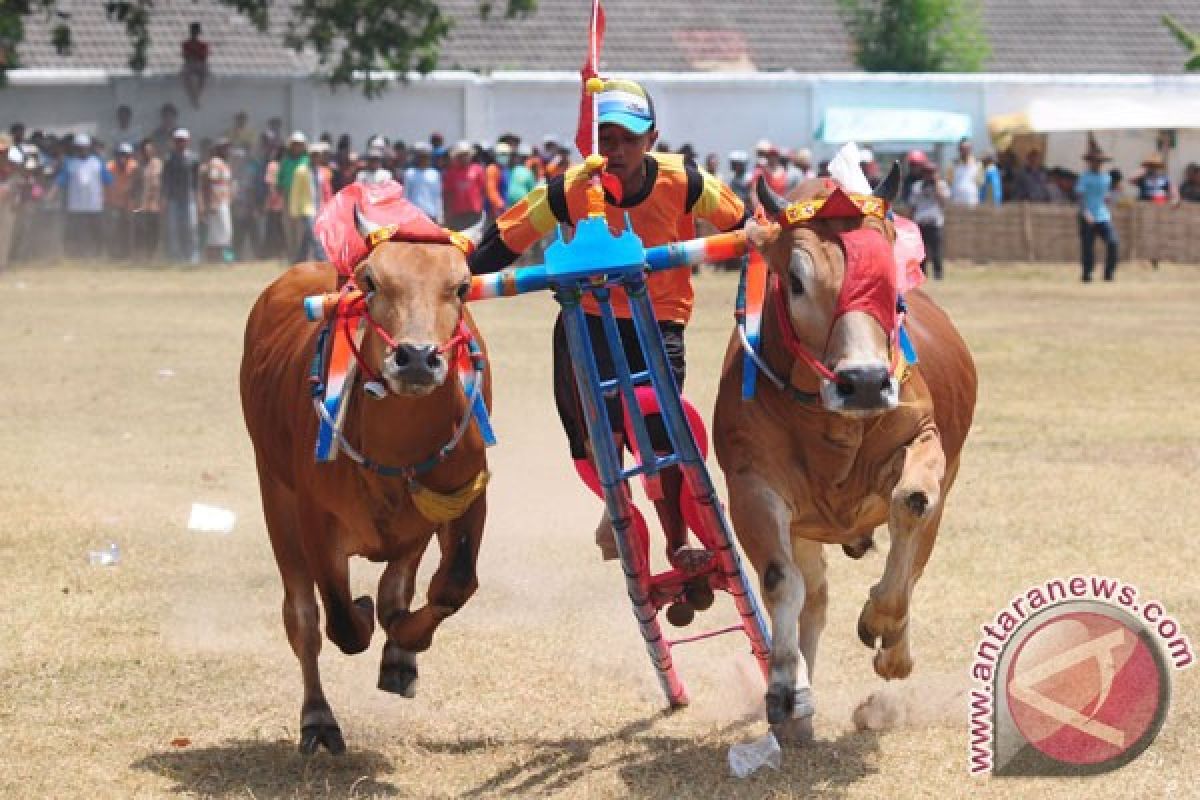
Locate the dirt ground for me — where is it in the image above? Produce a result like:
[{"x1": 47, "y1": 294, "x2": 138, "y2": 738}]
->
[{"x1": 0, "y1": 258, "x2": 1196, "y2": 799}]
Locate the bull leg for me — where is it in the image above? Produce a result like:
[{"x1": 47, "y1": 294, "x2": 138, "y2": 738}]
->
[
  {"x1": 385, "y1": 493, "x2": 485, "y2": 654},
  {"x1": 857, "y1": 428, "x2": 946, "y2": 680},
  {"x1": 296, "y1": 499, "x2": 375, "y2": 656},
  {"x1": 376, "y1": 542, "x2": 428, "y2": 697},
  {"x1": 258, "y1": 472, "x2": 345, "y2": 755},
  {"x1": 728, "y1": 474, "x2": 813, "y2": 743}
]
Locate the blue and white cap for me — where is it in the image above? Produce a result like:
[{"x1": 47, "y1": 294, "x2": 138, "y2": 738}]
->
[{"x1": 595, "y1": 79, "x2": 656, "y2": 135}]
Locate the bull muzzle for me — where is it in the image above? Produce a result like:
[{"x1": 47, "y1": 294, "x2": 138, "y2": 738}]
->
[
  {"x1": 384, "y1": 342, "x2": 448, "y2": 394},
  {"x1": 820, "y1": 363, "x2": 899, "y2": 414}
]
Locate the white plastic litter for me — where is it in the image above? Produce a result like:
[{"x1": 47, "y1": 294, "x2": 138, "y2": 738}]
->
[
  {"x1": 728, "y1": 731, "x2": 782, "y2": 778},
  {"x1": 157, "y1": 368, "x2": 176, "y2": 379},
  {"x1": 187, "y1": 503, "x2": 236, "y2": 534},
  {"x1": 87, "y1": 541, "x2": 120, "y2": 566}
]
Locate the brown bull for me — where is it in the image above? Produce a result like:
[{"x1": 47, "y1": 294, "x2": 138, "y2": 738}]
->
[
  {"x1": 240, "y1": 213, "x2": 489, "y2": 755},
  {"x1": 714, "y1": 170, "x2": 976, "y2": 743}
]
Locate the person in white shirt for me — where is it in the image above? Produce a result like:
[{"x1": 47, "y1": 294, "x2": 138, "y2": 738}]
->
[
  {"x1": 947, "y1": 137, "x2": 982, "y2": 208},
  {"x1": 355, "y1": 147, "x2": 392, "y2": 186},
  {"x1": 56, "y1": 133, "x2": 112, "y2": 259},
  {"x1": 402, "y1": 142, "x2": 443, "y2": 223}
]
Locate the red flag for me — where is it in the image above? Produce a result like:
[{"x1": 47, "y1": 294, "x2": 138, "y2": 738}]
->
[{"x1": 574, "y1": 0, "x2": 606, "y2": 158}]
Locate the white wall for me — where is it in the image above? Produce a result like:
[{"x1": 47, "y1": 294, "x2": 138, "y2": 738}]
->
[{"x1": 6, "y1": 69, "x2": 1200, "y2": 179}]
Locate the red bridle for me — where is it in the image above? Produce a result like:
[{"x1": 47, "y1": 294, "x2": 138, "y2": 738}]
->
[{"x1": 331, "y1": 277, "x2": 472, "y2": 386}]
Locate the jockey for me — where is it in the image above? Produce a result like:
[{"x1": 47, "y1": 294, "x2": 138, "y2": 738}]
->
[{"x1": 469, "y1": 79, "x2": 749, "y2": 565}]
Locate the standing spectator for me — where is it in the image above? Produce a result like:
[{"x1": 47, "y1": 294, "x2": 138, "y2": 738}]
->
[
  {"x1": 0, "y1": 135, "x2": 21, "y2": 271},
  {"x1": 134, "y1": 139, "x2": 163, "y2": 261},
  {"x1": 543, "y1": 135, "x2": 569, "y2": 180},
  {"x1": 703, "y1": 152, "x2": 720, "y2": 176},
  {"x1": 286, "y1": 148, "x2": 321, "y2": 263},
  {"x1": 356, "y1": 146, "x2": 392, "y2": 186},
  {"x1": 230, "y1": 145, "x2": 260, "y2": 259},
  {"x1": 979, "y1": 152, "x2": 1003, "y2": 206},
  {"x1": 1134, "y1": 154, "x2": 1174, "y2": 204},
  {"x1": 161, "y1": 128, "x2": 199, "y2": 264},
  {"x1": 204, "y1": 139, "x2": 234, "y2": 262},
  {"x1": 723, "y1": 150, "x2": 752, "y2": 208},
  {"x1": 947, "y1": 137, "x2": 982, "y2": 208},
  {"x1": 151, "y1": 103, "x2": 180, "y2": 154},
  {"x1": 442, "y1": 140, "x2": 485, "y2": 230},
  {"x1": 181, "y1": 22, "x2": 210, "y2": 109},
  {"x1": 505, "y1": 146, "x2": 537, "y2": 209},
  {"x1": 752, "y1": 143, "x2": 788, "y2": 199},
  {"x1": 794, "y1": 147, "x2": 817, "y2": 181},
  {"x1": 484, "y1": 143, "x2": 511, "y2": 220},
  {"x1": 1180, "y1": 163, "x2": 1200, "y2": 203},
  {"x1": 907, "y1": 153, "x2": 950, "y2": 280},
  {"x1": 332, "y1": 134, "x2": 353, "y2": 191},
  {"x1": 1012, "y1": 148, "x2": 1054, "y2": 203},
  {"x1": 310, "y1": 142, "x2": 334, "y2": 207},
  {"x1": 105, "y1": 142, "x2": 139, "y2": 259},
  {"x1": 57, "y1": 133, "x2": 111, "y2": 259},
  {"x1": 780, "y1": 149, "x2": 804, "y2": 194},
  {"x1": 403, "y1": 142, "x2": 444, "y2": 223},
  {"x1": 226, "y1": 111, "x2": 256, "y2": 153},
  {"x1": 277, "y1": 132, "x2": 310, "y2": 258},
  {"x1": 111, "y1": 104, "x2": 142, "y2": 150},
  {"x1": 1075, "y1": 145, "x2": 1118, "y2": 283},
  {"x1": 858, "y1": 148, "x2": 881, "y2": 188},
  {"x1": 260, "y1": 135, "x2": 285, "y2": 260}
]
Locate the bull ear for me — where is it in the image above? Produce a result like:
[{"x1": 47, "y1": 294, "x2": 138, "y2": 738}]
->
[
  {"x1": 353, "y1": 203, "x2": 384, "y2": 241},
  {"x1": 873, "y1": 161, "x2": 901, "y2": 204},
  {"x1": 755, "y1": 175, "x2": 785, "y2": 217}
]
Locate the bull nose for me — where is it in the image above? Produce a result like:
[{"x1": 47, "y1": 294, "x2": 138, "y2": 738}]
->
[
  {"x1": 833, "y1": 364, "x2": 892, "y2": 408},
  {"x1": 391, "y1": 343, "x2": 445, "y2": 381}
]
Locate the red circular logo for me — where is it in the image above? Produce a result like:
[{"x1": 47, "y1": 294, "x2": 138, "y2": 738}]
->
[{"x1": 1004, "y1": 609, "x2": 1165, "y2": 768}]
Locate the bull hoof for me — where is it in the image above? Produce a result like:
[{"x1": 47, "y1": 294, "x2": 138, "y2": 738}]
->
[
  {"x1": 299, "y1": 723, "x2": 346, "y2": 756},
  {"x1": 772, "y1": 714, "x2": 815, "y2": 747},
  {"x1": 905, "y1": 491, "x2": 929, "y2": 517},
  {"x1": 379, "y1": 644, "x2": 419, "y2": 697},
  {"x1": 841, "y1": 534, "x2": 875, "y2": 560},
  {"x1": 764, "y1": 685, "x2": 795, "y2": 725},
  {"x1": 857, "y1": 611, "x2": 879, "y2": 649},
  {"x1": 378, "y1": 664, "x2": 419, "y2": 697}
]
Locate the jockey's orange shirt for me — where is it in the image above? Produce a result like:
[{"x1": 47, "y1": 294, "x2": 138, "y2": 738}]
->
[{"x1": 470, "y1": 152, "x2": 747, "y2": 324}]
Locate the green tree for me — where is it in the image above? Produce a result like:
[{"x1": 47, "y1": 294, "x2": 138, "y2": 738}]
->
[
  {"x1": 1162, "y1": 14, "x2": 1200, "y2": 71},
  {"x1": 0, "y1": 0, "x2": 536, "y2": 94},
  {"x1": 838, "y1": 0, "x2": 990, "y2": 72}
]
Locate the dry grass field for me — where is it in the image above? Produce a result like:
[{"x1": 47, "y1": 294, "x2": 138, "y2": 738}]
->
[{"x1": 0, "y1": 257, "x2": 1197, "y2": 799}]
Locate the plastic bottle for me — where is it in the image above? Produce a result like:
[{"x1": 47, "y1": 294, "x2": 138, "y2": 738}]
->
[
  {"x1": 727, "y1": 730, "x2": 782, "y2": 778},
  {"x1": 87, "y1": 541, "x2": 120, "y2": 567}
]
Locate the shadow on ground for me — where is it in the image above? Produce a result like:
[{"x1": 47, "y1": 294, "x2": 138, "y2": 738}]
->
[
  {"x1": 421, "y1": 713, "x2": 883, "y2": 798},
  {"x1": 132, "y1": 739, "x2": 397, "y2": 797}
]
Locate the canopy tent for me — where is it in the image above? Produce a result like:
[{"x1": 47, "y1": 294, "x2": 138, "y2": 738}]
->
[
  {"x1": 988, "y1": 96, "x2": 1200, "y2": 151},
  {"x1": 816, "y1": 107, "x2": 972, "y2": 144}
]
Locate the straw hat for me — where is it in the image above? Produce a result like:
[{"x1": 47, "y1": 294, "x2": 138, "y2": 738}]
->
[
  {"x1": 1141, "y1": 153, "x2": 1166, "y2": 169},
  {"x1": 1083, "y1": 145, "x2": 1111, "y2": 163}
]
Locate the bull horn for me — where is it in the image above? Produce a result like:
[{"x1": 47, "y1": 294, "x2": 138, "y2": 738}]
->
[
  {"x1": 457, "y1": 215, "x2": 487, "y2": 248},
  {"x1": 874, "y1": 161, "x2": 901, "y2": 204},
  {"x1": 755, "y1": 175, "x2": 785, "y2": 217},
  {"x1": 354, "y1": 203, "x2": 384, "y2": 241}
]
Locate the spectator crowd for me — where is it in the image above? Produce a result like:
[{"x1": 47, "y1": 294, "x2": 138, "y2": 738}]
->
[{"x1": 3, "y1": 104, "x2": 1200, "y2": 275}]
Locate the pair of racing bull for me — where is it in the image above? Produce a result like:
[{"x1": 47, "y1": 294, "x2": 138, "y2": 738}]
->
[{"x1": 239, "y1": 168, "x2": 976, "y2": 754}]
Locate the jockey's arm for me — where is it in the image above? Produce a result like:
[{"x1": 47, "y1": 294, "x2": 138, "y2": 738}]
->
[{"x1": 469, "y1": 176, "x2": 562, "y2": 275}]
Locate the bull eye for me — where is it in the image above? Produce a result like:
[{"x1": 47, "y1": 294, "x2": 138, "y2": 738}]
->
[
  {"x1": 789, "y1": 272, "x2": 805, "y2": 296},
  {"x1": 456, "y1": 281, "x2": 470, "y2": 301},
  {"x1": 360, "y1": 270, "x2": 378, "y2": 294}
]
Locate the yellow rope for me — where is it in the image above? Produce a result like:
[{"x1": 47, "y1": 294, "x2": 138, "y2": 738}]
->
[{"x1": 408, "y1": 469, "x2": 490, "y2": 524}]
